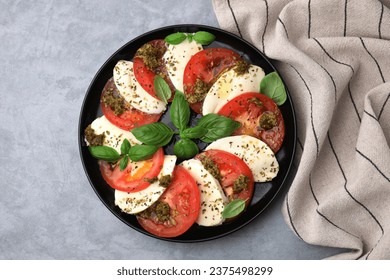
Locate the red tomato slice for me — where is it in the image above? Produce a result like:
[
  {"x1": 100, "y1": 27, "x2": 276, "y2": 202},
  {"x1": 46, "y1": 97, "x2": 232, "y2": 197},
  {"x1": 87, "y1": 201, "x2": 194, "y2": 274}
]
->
[
  {"x1": 99, "y1": 148, "x2": 164, "y2": 193},
  {"x1": 133, "y1": 40, "x2": 175, "y2": 101},
  {"x1": 218, "y1": 92, "x2": 285, "y2": 153},
  {"x1": 100, "y1": 78, "x2": 161, "y2": 130},
  {"x1": 183, "y1": 48, "x2": 241, "y2": 113},
  {"x1": 137, "y1": 166, "x2": 201, "y2": 238},
  {"x1": 195, "y1": 149, "x2": 254, "y2": 206}
]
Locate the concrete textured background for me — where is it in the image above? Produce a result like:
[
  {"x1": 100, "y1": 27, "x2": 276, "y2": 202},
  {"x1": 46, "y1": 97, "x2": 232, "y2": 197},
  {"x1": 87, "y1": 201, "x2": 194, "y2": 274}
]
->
[{"x1": 0, "y1": 0, "x2": 344, "y2": 259}]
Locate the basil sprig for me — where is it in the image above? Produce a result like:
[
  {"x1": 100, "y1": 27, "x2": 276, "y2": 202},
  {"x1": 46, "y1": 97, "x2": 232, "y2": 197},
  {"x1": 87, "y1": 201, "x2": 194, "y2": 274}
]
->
[
  {"x1": 165, "y1": 31, "x2": 215, "y2": 45},
  {"x1": 197, "y1": 114, "x2": 241, "y2": 143},
  {"x1": 131, "y1": 122, "x2": 174, "y2": 146},
  {"x1": 154, "y1": 76, "x2": 171, "y2": 104},
  {"x1": 129, "y1": 90, "x2": 240, "y2": 160},
  {"x1": 222, "y1": 199, "x2": 246, "y2": 219},
  {"x1": 88, "y1": 139, "x2": 158, "y2": 170},
  {"x1": 260, "y1": 72, "x2": 287, "y2": 105}
]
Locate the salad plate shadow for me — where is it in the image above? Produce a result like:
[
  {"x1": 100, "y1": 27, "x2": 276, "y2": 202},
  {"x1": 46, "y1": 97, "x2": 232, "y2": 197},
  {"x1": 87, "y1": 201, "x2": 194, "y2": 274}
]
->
[{"x1": 78, "y1": 24, "x2": 296, "y2": 242}]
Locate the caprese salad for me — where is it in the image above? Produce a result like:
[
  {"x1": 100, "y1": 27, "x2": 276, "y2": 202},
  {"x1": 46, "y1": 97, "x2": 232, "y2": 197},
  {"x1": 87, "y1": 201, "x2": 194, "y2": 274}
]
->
[{"x1": 84, "y1": 30, "x2": 287, "y2": 238}]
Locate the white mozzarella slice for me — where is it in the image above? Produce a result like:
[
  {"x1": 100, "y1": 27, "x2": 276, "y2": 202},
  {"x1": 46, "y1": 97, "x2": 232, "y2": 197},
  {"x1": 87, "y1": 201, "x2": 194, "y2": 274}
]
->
[
  {"x1": 202, "y1": 65, "x2": 265, "y2": 115},
  {"x1": 113, "y1": 60, "x2": 166, "y2": 114},
  {"x1": 163, "y1": 38, "x2": 203, "y2": 92},
  {"x1": 205, "y1": 135, "x2": 279, "y2": 182},
  {"x1": 87, "y1": 115, "x2": 141, "y2": 153},
  {"x1": 114, "y1": 155, "x2": 177, "y2": 214},
  {"x1": 181, "y1": 159, "x2": 228, "y2": 227}
]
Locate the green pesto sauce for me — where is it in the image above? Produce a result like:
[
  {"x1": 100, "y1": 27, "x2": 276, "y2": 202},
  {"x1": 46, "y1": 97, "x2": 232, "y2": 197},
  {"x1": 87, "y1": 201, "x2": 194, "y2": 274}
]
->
[
  {"x1": 234, "y1": 60, "x2": 250, "y2": 76},
  {"x1": 101, "y1": 88, "x2": 125, "y2": 116},
  {"x1": 187, "y1": 78, "x2": 209, "y2": 104},
  {"x1": 248, "y1": 97, "x2": 263, "y2": 107},
  {"x1": 199, "y1": 155, "x2": 222, "y2": 181},
  {"x1": 84, "y1": 125, "x2": 104, "y2": 146},
  {"x1": 233, "y1": 174, "x2": 249, "y2": 193},
  {"x1": 155, "y1": 201, "x2": 171, "y2": 222},
  {"x1": 159, "y1": 175, "x2": 172, "y2": 188},
  {"x1": 135, "y1": 43, "x2": 164, "y2": 71},
  {"x1": 259, "y1": 112, "x2": 277, "y2": 130},
  {"x1": 144, "y1": 177, "x2": 158, "y2": 184}
]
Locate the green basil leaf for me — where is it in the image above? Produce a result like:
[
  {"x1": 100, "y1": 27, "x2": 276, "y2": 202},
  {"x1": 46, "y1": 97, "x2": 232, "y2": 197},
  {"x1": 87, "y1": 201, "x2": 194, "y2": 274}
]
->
[
  {"x1": 187, "y1": 33, "x2": 193, "y2": 43},
  {"x1": 193, "y1": 31, "x2": 215, "y2": 45},
  {"x1": 222, "y1": 199, "x2": 246, "y2": 218},
  {"x1": 128, "y1": 145, "x2": 159, "y2": 161},
  {"x1": 119, "y1": 155, "x2": 129, "y2": 171},
  {"x1": 170, "y1": 90, "x2": 190, "y2": 131},
  {"x1": 180, "y1": 126, "x2": 207, "y2": 139},
  {"x1": 197, "y1": 114, "x2": 241, "y2": 143},
  {"x1": 173, "y1": 139, "x2": 199, "y2": 160},
  {"x1": 154, "y1": 75, "x2": 171, "y2": 104},
  {"x1": 88, "y1": 146, "x2": 121, "y2": 162},
  {"x1": 120, "y1": 139, "x2": 131, "y2": 155},
  {"x1": 164, "y1": 32, "x2": 187, "y2": 45},
  {"x1": 131, "y1": 122, "x2": 174, "y2": 146},
  {"x1": 260, "y1": 72, "x2": 287, "y2": 105}
]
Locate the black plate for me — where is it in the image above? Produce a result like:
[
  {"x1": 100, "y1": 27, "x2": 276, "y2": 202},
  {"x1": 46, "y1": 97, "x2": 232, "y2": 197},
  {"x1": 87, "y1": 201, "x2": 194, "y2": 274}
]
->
[{"x1": 78, "y1": 24, "x2": 296, "y2": 242}]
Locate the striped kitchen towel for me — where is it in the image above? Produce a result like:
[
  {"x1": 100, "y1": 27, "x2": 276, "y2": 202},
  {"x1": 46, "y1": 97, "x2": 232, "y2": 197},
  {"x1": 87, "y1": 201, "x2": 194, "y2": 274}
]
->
[{"x1": 212, "y1": 0, "x2": 390, "y2": 259}]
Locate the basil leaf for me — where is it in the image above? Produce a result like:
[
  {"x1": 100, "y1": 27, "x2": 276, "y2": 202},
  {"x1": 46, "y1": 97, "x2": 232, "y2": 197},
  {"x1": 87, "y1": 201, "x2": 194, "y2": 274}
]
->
[
  {"x1": 187, "y1": 33, "x2": 193, "y2": 43},
  {"x1": 154, "y1": 76, "x2": 171, "y2": 104},
  {"x1": 197, "y1": 114, "x2": 241, "y2": 143},
  {"x1": 120, "y1": 139, "x2": 131, "y2": 155},
  {"x1": 260, "y1": 72, "x2": 287, "y2": 105},
  {"x1": 170, "y1": 90, "x2": 190, "y2": 131},
  {"x1": 165, "y1": 32, "x2": 187, "y2": 45},
  {"x1": 222, "y1": 199, "x2": 246, "y2": 218},
  {"x1": 173, "y1": 139, "x2": 199, "y2": 160},
  {"x1": 131, "y1": 122, "x2": 174, "y2": 146},
  {"x1": 193, "y1": 31, "x2": 215, "y2": 45},
  {"x1": 88, "y1": 146, "x2": 121, "y2": 162},
  {"x1": 128, "y1": 145, "x2": 159, "y2": 161},
  {"x1": 180, "y1": 126, "x2": 207, "y2": 139},
  {"x1": 119, "y1": 155, "x2": 129, "y2": 171}
]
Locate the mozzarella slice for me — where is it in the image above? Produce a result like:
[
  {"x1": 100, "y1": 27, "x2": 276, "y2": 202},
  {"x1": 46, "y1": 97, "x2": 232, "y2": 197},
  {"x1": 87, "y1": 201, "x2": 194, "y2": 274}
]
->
[
  {"x1": 114, "y1": 155, "x2": 177, "y2": 214},
  {"x1": 113, "y1": 60, "x2": 166, "y2": 114},
  {"x1": 163, "y1": 37, "x2": 203, "y2": 92},
  {"x1": 87, "y1": 115, "x2": 141, "y2": 153},
  {"x1": 205, "y1": 135, "x2": 279, "y2": 182},
  {"x1": 202, "y1": 65, "x2": 265, "y2": 115},
  {"x1": 181, "y1": 159, "x2": 228, "y2": 227}
]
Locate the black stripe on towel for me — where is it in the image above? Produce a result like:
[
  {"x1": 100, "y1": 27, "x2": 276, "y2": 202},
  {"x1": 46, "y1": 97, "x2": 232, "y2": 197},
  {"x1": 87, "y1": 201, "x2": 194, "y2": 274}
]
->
[
  {"x1": 297, "y1": 137, "x2": 304, "y2": 151},
  {"x1": 227, "y1": 0, "x2": 243, "y2": 38},
  {"x1": 314, "y1": 38, "x2": 360, "y2": 121},
  {"x1": 348, "y1": 82, "x2": 361, "y2": 122},
  {"x1": 286, "y1": 194, "x2": 303, "y2": 240},
  {"x1": 364, "y1": 110, "x2": 378, "y2": 121},
  {"x1": 379, "y1": 3, "x2": 384, "y2": 39},
  {"x1": 262, "y1": 0, "x2": 269, "y2": 54},
  {"x1": 313, "y1": 38, "x2": 355, "y2": 74},
  {"x1": 278, "y1": 17, "x2": 289, "y2": 39},
  {"x1": 310, "y1": 174, "x2": 361, "y2": 239},
  {"x1": 289, "y1": 64, "x2": 320, "y2": 156},
  {"x1": 308, "y1": 0, "x2": 312, "y2": 38},
  {"x1": 360, "y1": 37, "x2": 385, "y2": 83},
  {"x1": 328, "y1": 132, "x2": 384, "y2": 257},
  {"x1": 378, "y1": 93, "x2": 390, "y2": 120},
  {"x1": 344, "y1": 0, "x2": 348, "y2": 36},
  {"x1": 318, "y1": 63, "x2": 337, "y2": 102},
  {"x1": 356, "y1": 149, "x2": 390, "y2": 183}
]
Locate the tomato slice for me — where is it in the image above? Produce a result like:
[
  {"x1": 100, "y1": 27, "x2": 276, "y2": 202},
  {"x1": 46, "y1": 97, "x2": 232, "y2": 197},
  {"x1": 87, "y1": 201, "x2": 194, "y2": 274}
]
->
[
  {"x1": 99, "y1": 148, "x2": 164, "y2": 193},
  {"x1": 137, "y1": 165, "x2": 201, "y2": 238},
  {"x1": 183, "y1": 48, "x2": 241, "y2": 113},
  {"x1": 218, "y1": 92, "x2": 285, "y2": 153},
  {"x1": 100, "y1": 78, "x2": 162, "y2": 130},
  {"x1": 195, "y1": 149, "x2": 254, "y2": 206},
  {"x1": 133, "y1": 39, "x2": 175, "y2": 100}
]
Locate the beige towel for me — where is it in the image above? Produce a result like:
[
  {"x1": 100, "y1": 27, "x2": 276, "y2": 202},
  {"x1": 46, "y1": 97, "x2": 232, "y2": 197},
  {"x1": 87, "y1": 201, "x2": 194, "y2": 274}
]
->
[{"x1": 213, "y1": 0, "x2": 390, "y2": 259}]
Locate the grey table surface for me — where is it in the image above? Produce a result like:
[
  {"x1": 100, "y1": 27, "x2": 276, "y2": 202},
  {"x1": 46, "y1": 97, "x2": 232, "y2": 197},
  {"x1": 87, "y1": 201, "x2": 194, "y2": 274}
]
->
[{"x1": 0, "y1": 0, "x2": 345, "y2": 259}]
